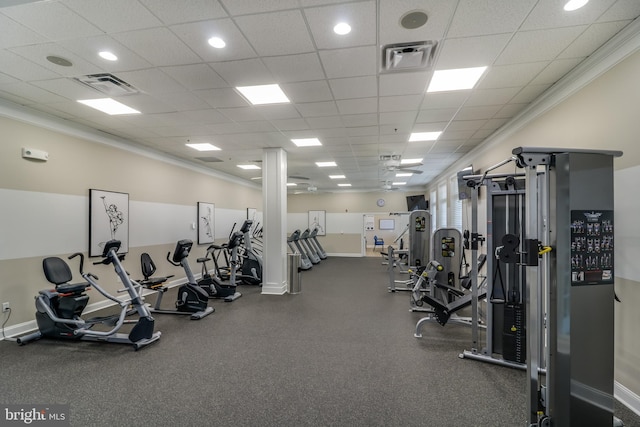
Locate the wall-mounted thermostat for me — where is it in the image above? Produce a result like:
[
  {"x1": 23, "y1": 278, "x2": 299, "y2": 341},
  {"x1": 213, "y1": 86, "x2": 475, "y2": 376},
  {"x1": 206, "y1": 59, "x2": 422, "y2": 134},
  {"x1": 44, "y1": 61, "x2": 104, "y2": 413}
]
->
[{"x1": 22, "y1": 147, "x2": 49, "y2": 161}]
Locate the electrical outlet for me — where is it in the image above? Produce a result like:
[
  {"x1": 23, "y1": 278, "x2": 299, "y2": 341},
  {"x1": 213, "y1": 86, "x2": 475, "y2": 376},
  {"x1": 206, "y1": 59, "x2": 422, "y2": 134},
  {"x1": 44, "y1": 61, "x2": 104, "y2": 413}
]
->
[{"x1": 2, "y1": 302, "x2": 9, "y2": 312}]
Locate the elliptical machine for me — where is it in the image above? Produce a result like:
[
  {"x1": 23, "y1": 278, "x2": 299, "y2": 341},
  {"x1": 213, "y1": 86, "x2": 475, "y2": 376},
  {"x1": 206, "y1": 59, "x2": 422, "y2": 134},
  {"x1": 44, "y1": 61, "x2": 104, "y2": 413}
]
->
[
  {"x1": 142, "y1": 239, "x2": 214, "y2": 320},
  {"x1": 238, "y1": 220, "x2": 262, "y2": 285},
  {"x1": 17, "y1": 240, "x2": 161, "y2": 350},
  {"x1": 196, "y1": 238, "x2": 242, "y2": 302}
]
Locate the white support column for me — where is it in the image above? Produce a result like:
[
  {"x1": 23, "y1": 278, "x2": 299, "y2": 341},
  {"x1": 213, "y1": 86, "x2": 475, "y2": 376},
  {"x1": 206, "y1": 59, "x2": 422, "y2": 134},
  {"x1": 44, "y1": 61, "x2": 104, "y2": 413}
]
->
[{"x1": 261, "y1": 147, "x2": 288, "y2": 295}]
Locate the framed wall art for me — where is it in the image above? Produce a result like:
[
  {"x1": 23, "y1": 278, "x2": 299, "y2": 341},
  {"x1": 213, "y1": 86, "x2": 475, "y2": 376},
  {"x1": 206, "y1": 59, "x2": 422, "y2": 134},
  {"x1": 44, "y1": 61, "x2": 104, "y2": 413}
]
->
[
  {"x1": 89, "y1": 189, "x2": 129, "y2": 257},
  {"x1": 198, "y1": 202, "x2": 215, "y2": 244}
]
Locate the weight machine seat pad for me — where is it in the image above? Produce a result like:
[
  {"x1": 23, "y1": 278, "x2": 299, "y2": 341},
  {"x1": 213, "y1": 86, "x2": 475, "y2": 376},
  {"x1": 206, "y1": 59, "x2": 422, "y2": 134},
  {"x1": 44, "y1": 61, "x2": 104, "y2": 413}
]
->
[{"x1": 420, "y1": 289, "x2": 488, "y2": 314}]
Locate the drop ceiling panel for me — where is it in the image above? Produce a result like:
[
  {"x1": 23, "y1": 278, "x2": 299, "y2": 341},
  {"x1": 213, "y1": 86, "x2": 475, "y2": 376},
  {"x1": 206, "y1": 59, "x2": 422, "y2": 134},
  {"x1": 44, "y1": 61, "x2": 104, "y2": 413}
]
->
[
  {"x1": 1, "y1": 1, "x2": 103, "y2": 40},
  {"x1": 436, "y1": 33, "x2": 513, "y2": 69},
  {"x1": 170, "y1": 19, "x2": 257, "y2": 62},
  {"x1": 116, "y1": 68, "x2": 184, "y2": 94},
  {"x1": 9, "y1": 43, "x2": 102, "y2": 77},
  {"x1": 0, "y1": 50, "x2": 61, "y2": 81},
  {"x1": 328, "y1": 76, "x2": 377, "y2": 100},
  {"x1": 496, "y1": 27, "x2": 587, "y2": 65},
  {"x1": 379, "y1": 72, "x2": 430, "y2": 96},
  {"x1": 219, "y1": 0, "x2": 299, "y2": 15},
  {"x1": 161, "y1": 64, "x2": 227, "y2": 90},
  {"x1": 521, "y1": 0, "x2": 617, "y2": 31},
  {"x1": 415, "y1": 108, "x2": 458, "y2": 123},
  {"x1": 304, "y1": 1, "x2": 377, "y2": 49},
  {"x1": 139, "y1": 0, "x2": 227, "y2": 25},
  {"x1": 59, "y1": 36, "x2": 153, "y2": 72},
  {"x1": 234, "y1": 10, "x2": 315, "y2": 56},
  {"x1": 281, "y1": 80, "x2": 333, "y2": 103},
  {"x1": 113, "y1": 28, "x2": 202, "y2": 67},
  {"x1": 64, "y1": 0, "x2": 163, "y2": 33},
  {"x1": 342, "y1": 113, "x2": 378, "y2": 127},
  {"x1": 447, "y1": 0, "x2": 537, "y2": 38},
  {"x1": 379, "y1": 95, "x2": 424, "y2": 112},
  {"x1": 0, "y1": 82, "x2": 69, "y2": 104},
  {"x1": 530, "y1": 58, "x2": 585, "y2": 85},
  {"x1": 0, "y1": 13, "x2": 46, "y2": 48},
  {"x1": 509, "y1": 84, "x2": 551, "y2": 104},
  {"x1": 262, "y1": 53, "x2": 326, "y2": 83},
  {"x1": 196, "y1": 87, "x2": 248, "y2": 108},
  {"x1": 210, "y1": 58, "x2": 274, "y2": 86},
  {"x1": 30, "y1": 78, "x2": 105, "y2": 101},
  {"x1": 464, "y1": 87, "x2": 521, "y2": 107},
  {"x1": 295, "y1": 101, "x2": 339, "y2": 117},
  {"x1": 558, "y1": 20, "x2": 630, "y2": 59},
  {"x1": 336, "y1": 97, "x2": 378, "y2": 114},
  {"x1": 477, "y1": 62, "x2": 550, "y2": 89},
  {"x1": 319, "y1": 46, "x2": 377, "y2": 79}
]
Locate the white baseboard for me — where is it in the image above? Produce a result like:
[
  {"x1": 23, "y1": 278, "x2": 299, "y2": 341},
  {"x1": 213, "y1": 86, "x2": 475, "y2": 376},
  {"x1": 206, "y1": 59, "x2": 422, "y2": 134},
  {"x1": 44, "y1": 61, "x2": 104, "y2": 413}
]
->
[
  {"x1": 261, "y1": 280, "x2": 288, "y2": 295},
  {"x1": 327, "y1": 252, "x2": 362, "y2": 257},
  {"x1": 615, "y1": 381, "x2": 640, "y2": 417}
]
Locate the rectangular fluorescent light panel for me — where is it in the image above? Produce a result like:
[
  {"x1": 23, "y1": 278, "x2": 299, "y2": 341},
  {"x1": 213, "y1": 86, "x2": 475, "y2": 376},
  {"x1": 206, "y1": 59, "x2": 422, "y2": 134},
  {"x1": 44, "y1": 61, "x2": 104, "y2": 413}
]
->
[
  {"x1": 329, "y1": 175, "x2": 346, "y2": 179},
  {"x1": 427, "y1": 66, "x2": 487, "y2": 92},
  {"x1": 401, "y1": 158, "x2": 422, "y2": 165},
  {"x1": 316, "y1": 161, "x2": 337, "y2": 167},
  {"x1": 236, "y1": 84, "x2": 290, "y2": 105},
  {"x1": 393, "y1": 182, "x2": 407, "y2": 186},
  {"x1": 287, "y1": 183, "x2": 297, "y2": 186},
  {"x1": 409, "y1": 131, "x2": 442, "y2": 142},
  {"x1": 77, "y1": 98, "x2": 140, "y2": 115},
  {"x1": 396, "y1": 173, "x2": 412, "y2": 177},
  {"x1": 237, "y1": 164, "x2": 261, "y2": 170},
  {"x1": 292, "y1": 138, "x2": 322, "y2": 147},
  {"x1": 338, "y1": 183, "x2": 351, "y2": 187},
  {"x1": 186, "y1": 143, "x2": 220, "y2": 151}
]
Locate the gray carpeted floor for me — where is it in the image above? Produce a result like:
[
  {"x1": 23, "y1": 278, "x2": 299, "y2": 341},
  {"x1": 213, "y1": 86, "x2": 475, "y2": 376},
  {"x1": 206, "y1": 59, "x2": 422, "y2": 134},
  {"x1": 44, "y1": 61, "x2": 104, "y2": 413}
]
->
[{"x1": 1, "y1": 256, "x2": 638, "y2": 426}]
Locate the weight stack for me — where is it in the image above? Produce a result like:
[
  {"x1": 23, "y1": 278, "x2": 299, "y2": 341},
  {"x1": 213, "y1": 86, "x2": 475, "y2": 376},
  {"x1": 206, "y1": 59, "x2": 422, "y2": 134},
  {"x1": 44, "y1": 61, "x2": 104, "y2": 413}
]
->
[{"x1": 502, "y1": 304, "x2": 526, "y2": 363}]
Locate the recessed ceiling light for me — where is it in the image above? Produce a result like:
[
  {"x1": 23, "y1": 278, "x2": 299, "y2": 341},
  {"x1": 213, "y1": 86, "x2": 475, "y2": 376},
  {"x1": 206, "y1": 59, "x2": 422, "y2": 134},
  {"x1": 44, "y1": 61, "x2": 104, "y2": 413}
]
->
[
  {"x1": 186, "y1": 143, "x2": 220, "y2": 151},
  {"x1": 329, "y1": 175, "x2": 346, "y2": 179},
  {"x1": 564, "y1": 0, "x2": 588, "y2": 11},
  {"x1": 287, "y1": 183, "x2": 297, "y2": 186},
  {"x1": 238, "y1": 164, "x2": 261, "y2": 170},
  {"x1": 316, "y1": 161, "x2": 337, "y2": 167},
  {"x1": 396, "y1": 173, "x2": 412, "y2": 177},
  {"x1": 236, "y1": 84, "x2": 290, "y2": 105},
  {"x1": 409, "y1": 131, "x2": 442, "y2": 142},
  {"x1": 98, "y1": 51, "x2": 118, "y2": 61},
  {"x1": 333, "y1": 22, "x2": 351, "y2": 35},
  {"x1": 291, "y1": 138, "x2": 322, "y2": 147},
  {"x1": 251, "y1": 177, "x2": 262, "y2": 180},
  {"x1": 427, "y1": 66, "x2": 487, "y2": 92},
  {"x1": 392, "y1": 182, "x2": 407, "y2": 186},
  {"x1": 338, "y1": 183, "x2": 352, "y2": 187},
  {"x1": 77, "y1": 98, "x2": 140, "y2": 115},
  {"x1": 401, "y1": 158, "x2": 422, "y2": 165},
  {"x1": 208, "y1": 36, "x2": 226, "y2": 48}
]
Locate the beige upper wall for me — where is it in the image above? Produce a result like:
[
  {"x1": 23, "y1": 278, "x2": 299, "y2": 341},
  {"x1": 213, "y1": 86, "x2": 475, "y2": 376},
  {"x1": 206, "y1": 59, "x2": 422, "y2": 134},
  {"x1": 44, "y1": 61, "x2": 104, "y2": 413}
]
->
[
  {"x1": 288, "y1": 190, "x2": 425, "y2": 213},
  {"x1": 0, "y1": 116, "x2": 262, "y2": 207}
]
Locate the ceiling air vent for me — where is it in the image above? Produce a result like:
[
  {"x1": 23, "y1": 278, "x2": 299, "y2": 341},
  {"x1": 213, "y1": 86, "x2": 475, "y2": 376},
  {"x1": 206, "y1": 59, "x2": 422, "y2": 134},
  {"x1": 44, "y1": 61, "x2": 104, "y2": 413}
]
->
[
  {"x1": 381, "y1": 41, "x2": 436, "y2": 73},
  {"x1": 73, "y1": 73, "x2": 139, "y2": 97}
]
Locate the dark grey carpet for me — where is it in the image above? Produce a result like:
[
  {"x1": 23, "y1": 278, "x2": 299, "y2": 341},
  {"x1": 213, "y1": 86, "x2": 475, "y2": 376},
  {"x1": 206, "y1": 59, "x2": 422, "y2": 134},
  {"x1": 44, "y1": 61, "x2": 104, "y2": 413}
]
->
[{"x1": 1, "y1": 256, "x2": 638, "y2": 426}]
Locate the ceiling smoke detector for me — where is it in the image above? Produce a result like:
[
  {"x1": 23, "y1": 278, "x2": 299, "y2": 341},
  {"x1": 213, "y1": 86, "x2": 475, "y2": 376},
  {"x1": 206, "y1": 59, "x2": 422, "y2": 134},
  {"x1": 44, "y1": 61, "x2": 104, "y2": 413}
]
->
[
  {"x1": 381, "y1": 41, "x2": 436, "y2": 73},
  {"x1": 73, "y1": 73, "x2": 139, "y2": 97}
]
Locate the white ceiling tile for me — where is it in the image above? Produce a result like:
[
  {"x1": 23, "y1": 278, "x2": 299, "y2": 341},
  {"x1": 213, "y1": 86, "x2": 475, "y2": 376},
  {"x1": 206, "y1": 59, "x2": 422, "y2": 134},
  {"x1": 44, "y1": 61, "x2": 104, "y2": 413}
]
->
[
  {"x1": 530, "y1": 58, "x2": 585, "y2": 85},
  {"x1": 379, "y1": 95, "x2": 423, "y2": 112},
  {"x1": 296, "y1": 101, "x2": 338, "y2": 117},
  {"x1": 455, "y1": 105, "x2": 502, "y2": 121},
  {"x1": 219, "y1": 106, "x2": 264, "y2": 122},
  {"x1": 510, "y1": 84, "x2": 551, "y2": 104},
  {"x1": 379, "y1": 0, "x2": 456, "y2": 45},
  {"x1": 113, "y1": 28, "x2": 202, "y2": 67},
  {"x1": 599, "y1": 0, "x2": 640, "y2": 21},
  {"x1": 494, "y1": 103, "x2": 529, "y2": 119},
  {"x1": 319, "y1": 46, "x2": 377, "y2": 79},
  {"x1": 272, "y1": 118, "x2": 310, "y2": 131},
  {"x1": 146, "y1": 91, "x2": 211, "y2": 111},
  {"x1": 170, "y1": 19, "x2": 257, "y2": 62},
  {"x1": 436, "y1": 33, "x2": 513, "y2": 69},
  {"x1": 496, "y1": 27, "x2": 587, "y2": 65},
  {"x1": 113, "y1": 94, "x2": 176, "y2": 114},
  {"x1": 1, "y1": 1, "x2": 102, "y2": 40},
  {"x1": 30, "y1": 78, "x2": 103, "y2": 101},
  {"x1": 478, "y1": 62, "x2": 550, "y2": 89},
  {"x1": 117, "y1": 68, "x2": 185, "y2": 94},
  {"x1": 423, "y1": 92, "x2": 469, "y2": 109},
  {"x1": 0, "y1": 82, "x2": 69, "y2": 104},
  {"x1": 140, "y1": 0, "x2": 227, "y2": 24},
  {"x1": 411, "y1": 122, "x2": 448, "y2": 132},
  {"x1": 342, "y1": 113, "x2": 378, "y2": 127},
  {"x1": 521, "y1": 0, "x2": 618, "y2": 31},
  {"x1": 416, "y1": 108, "x2": 458, "y2": 123},
  {"x1": 336, "y1": 97, "x2": 377, "y2": 114},
  {"x1": 210, "y1": 58, "x2": 274, "y2": 86},
  {"x1": 255, "y1": 104, "x2": 301, "y2": 120},
  {"x1": 176, "y1": 109, "x2": 230, "y2": 125},
  {"x1": 558, "y1": 21, "x2": 630, "y2": 59},
  {"x1": 234, "y1": 10, "x2": 315, "y2": 56},
  {"x1": 329, "y1": 76, "x2": 377, "y2": 100},
  {"x1": 304, "y1": 1, "x2": 377, "y2": 49},
  {"x1": 0, "y1": 50, "x2": 61, "y2": 81},
  {"x1": 195, "y1": 87, "x2": 248, "y2": 108},
  {"x1": 464, "y1": 87, "x2": 521, "y2": 107},
  {"x1": 379, "y1": 111, "x2": 416, "y2": 124},
  {"x1": 0, "y1": 71, "x2": 19, "y2": 85},
  {"x1": 161, "y1": 64, "x2": 226, "y2": 90},
  {"x1": 219, "y1": 0, "x2": 299, "y2": 15},
  {"x1": 346, "y1": 126, "x2": 378, "y2": 136},
  {"x1": 9, "y1": 43, "x2": 101, "y2": 77},
  {"x1": 281, "y1": 80, "x2": 333, "y2": 103},
  {"x1": 446, "y1": 120, "x2": 488, "y2": 132},
  {"x1": 379, "y1": 72, "x2": 430, "y2": 96},
  {"x1": 263, "y1": 53, "x2": 326, "y2": 83},
  {"x1": 64, "y1": 0, "x2": 162, "y2": 33},
  {"x1": 447, "y1": 0, "x2": 537, "y2": 37},
  {"x1": 59, "y1": 35, "x2": 153, "y2": 72},
  {"x1": 0, "y1": 13, "x2": 47, "y2": 48},
  {"x1": 305, "y1": 115, "x2": 343, "y2": 129}
]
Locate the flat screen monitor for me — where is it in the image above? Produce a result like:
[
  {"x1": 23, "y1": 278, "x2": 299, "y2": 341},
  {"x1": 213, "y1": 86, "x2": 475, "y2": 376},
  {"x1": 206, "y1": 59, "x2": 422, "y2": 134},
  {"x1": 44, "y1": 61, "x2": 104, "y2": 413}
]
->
[{"x1": 406, "y1": 195, "x2": 428, "y2": 211}]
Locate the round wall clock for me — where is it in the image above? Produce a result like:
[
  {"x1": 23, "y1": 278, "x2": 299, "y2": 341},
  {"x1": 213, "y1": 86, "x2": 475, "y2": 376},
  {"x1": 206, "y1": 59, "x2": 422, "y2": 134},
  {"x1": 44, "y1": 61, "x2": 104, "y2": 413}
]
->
[{"x1": 376, "y1": 198, "x2": 385, "y2": 207}]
